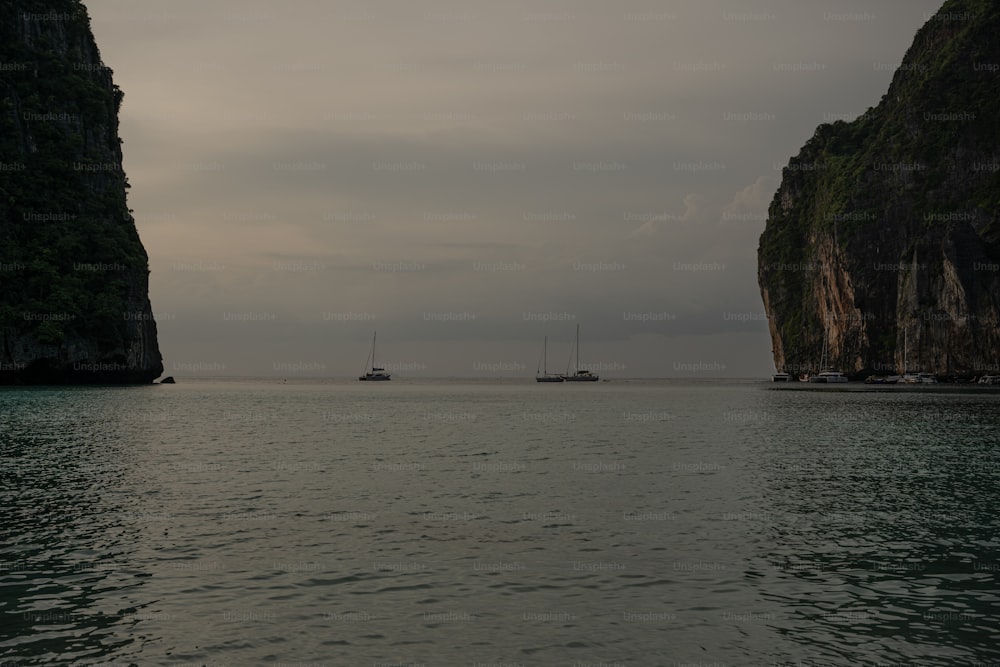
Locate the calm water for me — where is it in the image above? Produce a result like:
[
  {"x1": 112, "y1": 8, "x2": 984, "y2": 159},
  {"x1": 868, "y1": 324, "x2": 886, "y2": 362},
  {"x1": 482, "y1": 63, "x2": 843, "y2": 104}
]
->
[{"x1": 2, "y1": 378, "x2": 999, "y2": 666}]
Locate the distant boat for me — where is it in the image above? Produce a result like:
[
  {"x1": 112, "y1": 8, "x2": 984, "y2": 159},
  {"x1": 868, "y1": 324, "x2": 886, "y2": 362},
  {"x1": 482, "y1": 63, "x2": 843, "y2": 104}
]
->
[
  {"x1": 808, "y1": 324, "x2": 848, "y2": 383},
  {"x1": 536, "y1": 335, "x2": 564, "y2": 383},
  {"x1": 771, "y1": 372, "x2": 792, "y2": 382},
  {"x1": 562, "y1": 324, "x2": 599, "y2": 382},
  {"x1": 902, "y1": 372, "x2": 937, "y2": 384},
  {"x1": 865, "y1": 374, "x2": 900, "y2": 384},
  {"x1": 901, "y1": 329, "x2": 915, "y2": 381},
  {"x1": 814, "y1": 370, "x2": 848, "y2": 383},
  {"x1": 899, "y1": 329, "x2": 935, "y2": 383},
  {"x1": 358, "y1": 331, "x2": 391, "y2": 381}
]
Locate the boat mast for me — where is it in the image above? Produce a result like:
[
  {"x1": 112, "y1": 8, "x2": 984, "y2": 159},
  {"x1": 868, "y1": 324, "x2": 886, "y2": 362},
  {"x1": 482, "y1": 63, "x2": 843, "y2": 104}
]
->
[
  {"x1": 362, "y1": 331, "x2": 376, "y2": 375},
  {"x1": 903, "y1": 324, "x2": 908, "y2": 375},
  {"x1": 566, "y1": 324, "x2": 582, "y2": 375},
  {"x1": 820, "y1": 323, "x2": 828, "y2": 371},
  {"x1": 564, "y1": 327, "x2": 574, "y2": 376},
  {"x1": 543, "y1": 335, "x2": 548, "y2": 374},
  {"x1": 575, "y1": 324, "x2": 580, "y2": 374}
]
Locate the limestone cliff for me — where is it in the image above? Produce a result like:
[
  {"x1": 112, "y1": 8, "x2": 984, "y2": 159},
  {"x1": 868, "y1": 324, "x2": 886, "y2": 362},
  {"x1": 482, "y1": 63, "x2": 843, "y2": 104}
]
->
[
  {"x1": 758, "y1": 0, "x2": 1000, "y2": 379},
  {"x1": 0, "y1": 0, "x2": 162, "y2": 383}
]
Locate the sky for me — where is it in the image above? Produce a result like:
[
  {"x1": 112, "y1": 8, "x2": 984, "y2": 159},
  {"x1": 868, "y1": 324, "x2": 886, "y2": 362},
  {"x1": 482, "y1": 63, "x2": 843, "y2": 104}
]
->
[{"x1": 85, "y1": 0, "x2": 945, "y2": 378}]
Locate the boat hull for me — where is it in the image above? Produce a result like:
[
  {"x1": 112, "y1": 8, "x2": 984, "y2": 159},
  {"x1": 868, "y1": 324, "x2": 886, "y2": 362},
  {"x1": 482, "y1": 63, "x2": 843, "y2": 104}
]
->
[
  {"x1": 902, "y1": 373, "x2": 937, "y2": 384},
  {"x1": 810, "y1": 370, "x2": 848, "y2": 383}
]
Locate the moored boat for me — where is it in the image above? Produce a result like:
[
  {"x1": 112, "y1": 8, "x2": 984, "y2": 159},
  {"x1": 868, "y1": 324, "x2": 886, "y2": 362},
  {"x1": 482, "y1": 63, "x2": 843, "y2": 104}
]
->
[
  {"x1": 809, "y1": 326, "x2": 848, "y2": 383},
  {"x1": 536, "y1": 335, "x2": 564, "y2": 383},
  {"x1": 562, "y1": 324, "x2": 599, "y2": 382},
  {"x1": 901, "y1": 372, "x2": 937, "y2": 384},
  {"x1": 816, "y1": 370, "x2": 848, "y2": 383},
  {"x1": 359, "y1": 332, "x2": 391, "y2": 381}
]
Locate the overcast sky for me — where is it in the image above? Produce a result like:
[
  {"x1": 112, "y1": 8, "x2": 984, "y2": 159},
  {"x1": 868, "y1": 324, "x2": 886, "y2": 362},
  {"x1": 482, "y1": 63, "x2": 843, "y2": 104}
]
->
[{"x1": 86, "y1": 0, "x2": 944, "y2": 378}]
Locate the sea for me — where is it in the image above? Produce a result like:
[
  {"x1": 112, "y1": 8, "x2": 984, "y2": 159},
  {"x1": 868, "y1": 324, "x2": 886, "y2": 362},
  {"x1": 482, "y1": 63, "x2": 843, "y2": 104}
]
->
[{"x1": 2, "y1": 378, "x2": 999, "y2": 667}]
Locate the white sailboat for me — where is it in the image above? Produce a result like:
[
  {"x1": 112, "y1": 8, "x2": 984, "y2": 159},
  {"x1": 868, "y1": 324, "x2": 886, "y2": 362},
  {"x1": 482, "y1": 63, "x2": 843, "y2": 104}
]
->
[
  {"x1": 562, "y1": 324, "x2": 599, "y2": 382},
  {"x1": 814, "y1": 369, "x2": 848, "y2": 383},
  {"x1": 900, "y1": 328, "x2": 915, "y2": 382},
  {"x1": 536, "y1": 336, "x2": 564, "y2": 383},
  {"x1": 358, "y1": 331, "x2": 391, "y2": 381},
  {"x1": 899, "y1": 328, "x2": 936, "y2": 383},
  {"x1": 809, "y1": 323, "x2": 848, "y2": 383}
]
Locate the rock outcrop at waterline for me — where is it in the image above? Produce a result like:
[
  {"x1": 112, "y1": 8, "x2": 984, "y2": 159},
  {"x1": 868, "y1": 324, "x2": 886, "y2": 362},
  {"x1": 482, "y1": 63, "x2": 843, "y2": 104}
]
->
[
  {"x1": 0, "y1": 0, "x2": 162, "y2": 383},
  {"x1": 758, "y1": 0, "x2": 1000, "y2": 379}
]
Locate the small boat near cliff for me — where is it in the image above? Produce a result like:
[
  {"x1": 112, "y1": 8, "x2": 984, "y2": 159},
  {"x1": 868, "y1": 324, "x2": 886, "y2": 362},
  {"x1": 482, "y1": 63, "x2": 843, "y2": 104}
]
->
[
  {"x1": 808, "y1": 326, "x2": 848, "y2": 383},
  {"x1": 896, "y1": 330, "x2": 937, "y2": 383},
  {"x1": 865, "y1": 374, "x2": 900, "y2": 384},
  {"x1": 812, "y1": 370, "x2": 848, "y2": 383},
  {"x1": 902, "y1": 372, "x2": 937, "y2": 384}
]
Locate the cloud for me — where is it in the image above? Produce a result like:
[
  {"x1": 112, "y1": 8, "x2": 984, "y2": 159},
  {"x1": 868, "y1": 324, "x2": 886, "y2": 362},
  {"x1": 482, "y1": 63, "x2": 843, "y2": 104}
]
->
[
  {"x1": 721, "y1": 175, "x2": 780, "y2": 225},
  {"x1": 81, "y1": 0, "x2": 944, "y2": 376}
]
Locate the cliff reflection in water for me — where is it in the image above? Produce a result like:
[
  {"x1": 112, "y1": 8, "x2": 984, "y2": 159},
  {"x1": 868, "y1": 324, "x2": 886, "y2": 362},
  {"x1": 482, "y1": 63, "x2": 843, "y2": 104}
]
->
[{"x1": 747, "y1": 389, "x2": 1000, "y2": 664}]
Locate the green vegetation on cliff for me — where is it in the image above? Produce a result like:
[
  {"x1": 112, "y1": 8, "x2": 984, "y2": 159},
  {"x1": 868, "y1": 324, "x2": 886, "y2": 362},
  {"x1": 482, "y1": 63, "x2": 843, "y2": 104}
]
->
[
  {"x1": 759, "y1": 0, "x2": 1000, "y2": 377},
  {"x1": 0, "y1": 0, "x2": 162, "y2": 382}
]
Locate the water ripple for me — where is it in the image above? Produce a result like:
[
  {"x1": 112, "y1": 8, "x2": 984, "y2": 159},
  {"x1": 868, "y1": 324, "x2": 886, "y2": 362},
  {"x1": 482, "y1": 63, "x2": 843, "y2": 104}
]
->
[{"x1": 2, "y1": 382, "x2": 1000, "y2": 664}]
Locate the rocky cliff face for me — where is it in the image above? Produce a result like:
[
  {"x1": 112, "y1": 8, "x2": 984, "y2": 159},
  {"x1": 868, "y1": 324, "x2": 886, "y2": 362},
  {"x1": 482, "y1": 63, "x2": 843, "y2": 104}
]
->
[
  {"x1": 0, "y1": 0, "x2": 162, "y2": 383},
  {"x1": 758, "y1": 0, "x2": 1000, "y2": 379}
]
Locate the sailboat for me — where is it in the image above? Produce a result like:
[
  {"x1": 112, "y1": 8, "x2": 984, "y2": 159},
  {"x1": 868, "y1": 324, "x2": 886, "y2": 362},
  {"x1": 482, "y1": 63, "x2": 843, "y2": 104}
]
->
[
  {"x1": 562, "y1": 324, "x2": 599, "y2": 381},
  {"x1": 900, "y1": 328, "x2": 917, "y2": 383},
  {"x1": 535, "y1": 336, "x2": 564, "y2": 382},
  {"x1": 880, "y1": 329, "x2": 905, "y2": 384},
  {"x1": 808, "y1": 322, "x2": 848, "y2": 383},
  {"x1": 900, "y1": 328, "x2": 936, "y2": 383},
  {"x1": 358, "y1": 331, "x2": 391, "y2": 381}
]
